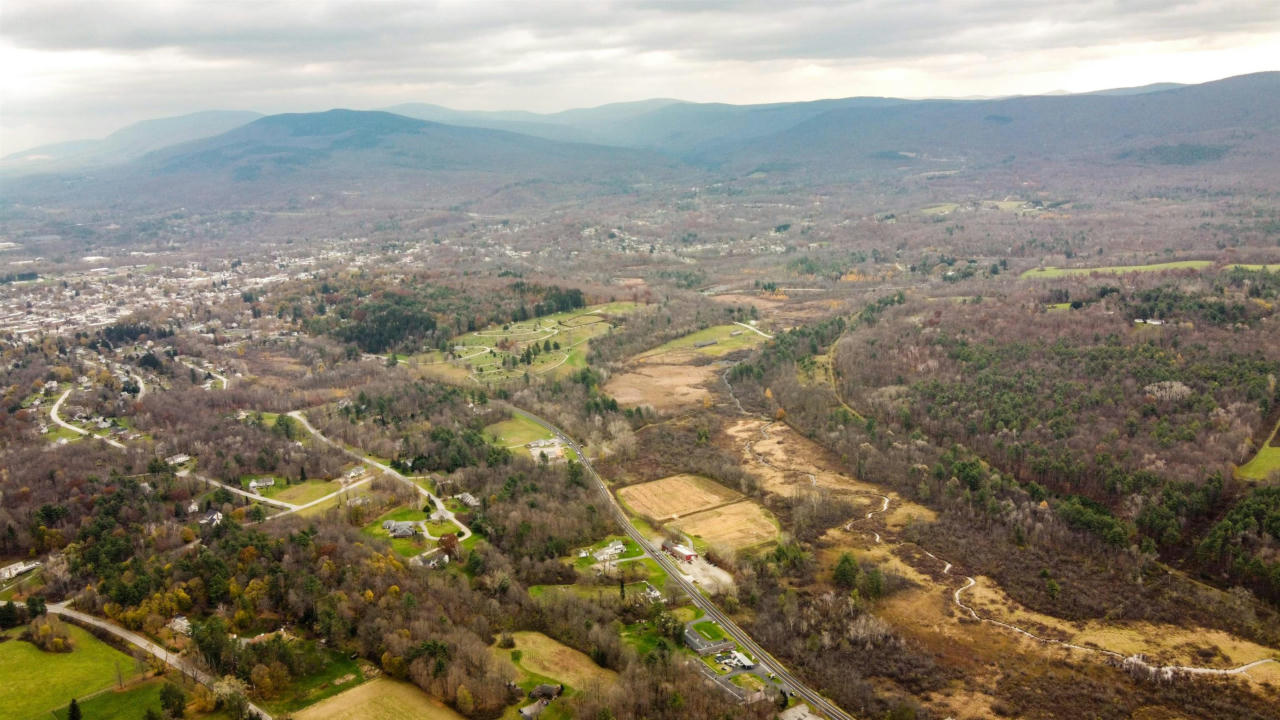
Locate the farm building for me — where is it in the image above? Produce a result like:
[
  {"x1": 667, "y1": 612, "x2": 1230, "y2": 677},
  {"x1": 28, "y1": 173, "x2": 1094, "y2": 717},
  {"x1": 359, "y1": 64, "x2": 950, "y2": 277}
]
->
[
  {"x1": 662, "y1": 539, "x2": 697, "y2": 562},
  {"x1": 0, "y1": 560, "x2": 40, "y2": 582}
]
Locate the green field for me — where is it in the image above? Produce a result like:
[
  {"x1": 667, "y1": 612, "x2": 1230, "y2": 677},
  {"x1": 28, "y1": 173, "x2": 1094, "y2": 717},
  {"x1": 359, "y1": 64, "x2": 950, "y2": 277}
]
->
[
  {"x1": 262, "y1": 650, "x2": 365, "y2": 715},
  {"x1": 418, "y1": 302, "x2": 642, "y2": 386},
  {"x1": 44, "y1": 425, "x2": 85, "y2": 443},
  {"x1": 638, "y1": 324, "x2": 767, "y2": 359},
  {"x1": 1020, "y1": 260, "x2": 1213, "y2": 279},
  {"x1": 485, "y1": 415, "x2": 553, "y2": 447},
  {"x1": 1, "y1": 624, "x2": 145, "y2": 720},
  {"x1": 573, "y1": 536, "x2": 644, "y2": 568},
  {"x1": 265, "y1": 479, "x2": 340, "y2": 505},
  {"x1": 693, "y1": 620, "x2": 727, "y2": 642},
  {"x1": 1238, "y1": 421, "x2": 1280, "y2": 483},
  {"x1": 425, "y1": 519, "x2": 459, "y2": 537},
  {"x1": 1227, "y1": 264, "x2": 1280, "y2": 272},
  {"x1": 50, "y1": 678, "x2": 165, "y2": 720},
  {"x1": 361, "y1": 506, "x2": 430, "y2": 557}
]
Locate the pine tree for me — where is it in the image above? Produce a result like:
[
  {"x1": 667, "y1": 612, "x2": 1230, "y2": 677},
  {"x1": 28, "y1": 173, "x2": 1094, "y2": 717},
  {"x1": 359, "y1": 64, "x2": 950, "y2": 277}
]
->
[
  {"x1": 67, "y1": 699, "x2": 81, "y2": 720},
  {"x1": 833, "y1": 552, "x2": 860, "y2": 589}
]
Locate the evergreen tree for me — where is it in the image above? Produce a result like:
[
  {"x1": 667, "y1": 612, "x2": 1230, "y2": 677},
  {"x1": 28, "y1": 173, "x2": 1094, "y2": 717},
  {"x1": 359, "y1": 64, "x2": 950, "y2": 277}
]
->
[
  {"x1": 833, "y1": 552, "x2": 860, "y2": 589},
  {"x1": 67, "y1": 699, "x2": 81, "y2": 720}
]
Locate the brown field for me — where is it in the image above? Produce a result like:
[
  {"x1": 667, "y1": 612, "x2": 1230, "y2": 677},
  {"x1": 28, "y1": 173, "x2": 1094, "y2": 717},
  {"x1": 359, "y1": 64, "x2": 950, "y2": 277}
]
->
[
  {"x1": 500, "y1": 631, "x2": 618, "y2": 691},
  {"x1": 617, "y1": 474, "x2": 741, "y2": 521},
  {"x1": 671, "y1": 500, "x2": 778, "y2": 551},
  {"x1": 294, "y1": 677, "x2": 465, "y2": 720},
  {"x1": 604, "y1": 362, "x2": 717, "y2": 412}
]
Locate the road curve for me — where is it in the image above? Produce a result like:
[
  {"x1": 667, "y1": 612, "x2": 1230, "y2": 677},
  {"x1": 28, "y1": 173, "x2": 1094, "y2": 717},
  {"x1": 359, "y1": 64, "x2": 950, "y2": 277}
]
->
[
  {"x1": 43, "y1": 602, "x2": 273, "y2": 719},
  {"x1": 511, "y1": 407, "x2": 853, "y2": 720},
  {"x1": 51, "y1": 388, "x2": 126, "y2": 450},
  {"x1": 288, "y1": 411, "x2": 471, "y2": 542}
]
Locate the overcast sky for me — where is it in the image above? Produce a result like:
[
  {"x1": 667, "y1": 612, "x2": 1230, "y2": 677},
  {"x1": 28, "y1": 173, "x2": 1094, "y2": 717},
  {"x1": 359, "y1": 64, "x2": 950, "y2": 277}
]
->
[{"x1": 2, "y1": 0, "x2": 1278, "y2": 154}]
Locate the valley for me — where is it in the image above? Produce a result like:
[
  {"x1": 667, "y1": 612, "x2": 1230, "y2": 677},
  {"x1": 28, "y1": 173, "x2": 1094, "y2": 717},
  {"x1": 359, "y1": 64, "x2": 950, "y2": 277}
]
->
[{"x1": 2, "y1": 70, "x2": 1279, "y2": 720}]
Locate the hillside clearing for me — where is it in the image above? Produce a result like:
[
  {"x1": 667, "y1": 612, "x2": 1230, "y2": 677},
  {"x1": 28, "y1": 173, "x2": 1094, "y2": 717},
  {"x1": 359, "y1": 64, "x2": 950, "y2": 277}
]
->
[
  {"x1": 293, "y1": 677, "x2": 464, "y2": 720},
  {"x1": 1, "y1": 624, "x2": 144, "y2": 720},
  {"x1": 1020, "y1": 260, "x2": 1213, "y2": 279}
]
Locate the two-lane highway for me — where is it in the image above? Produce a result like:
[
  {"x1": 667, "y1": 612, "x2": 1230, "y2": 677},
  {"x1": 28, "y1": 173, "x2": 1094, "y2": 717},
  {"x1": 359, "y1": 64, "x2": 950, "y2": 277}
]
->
[{"x1": 511, "y1": 408, "x2": 853, "y2": 720}]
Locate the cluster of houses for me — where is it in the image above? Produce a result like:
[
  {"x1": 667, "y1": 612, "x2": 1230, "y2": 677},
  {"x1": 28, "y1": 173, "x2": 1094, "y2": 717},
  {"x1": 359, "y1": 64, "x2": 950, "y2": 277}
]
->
[
  {"x1": 527, "y1": 438, "x2": 567, "y2": 462},
  {"x1": 584, "y1": 539, "x2": 627, "y2": 562}
]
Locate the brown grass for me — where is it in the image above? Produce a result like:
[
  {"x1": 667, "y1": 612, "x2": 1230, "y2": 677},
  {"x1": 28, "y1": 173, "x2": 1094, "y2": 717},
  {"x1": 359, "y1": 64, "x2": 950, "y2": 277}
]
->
[
  {"x1": 617, "y1": 474, "x2": 741, "y2": 521},
  {"x1": 671, "y1": 500, "x2": 778, "y2": 551},
  {"x1": 294, "y1": 677, "x2": 465, "y2": 720},
  {"x1": 604, "y1": 363, "x2": 716, "y2": 412},
  {"x1": 501, "y1": 631, "x2": 617, "y2": 691}
]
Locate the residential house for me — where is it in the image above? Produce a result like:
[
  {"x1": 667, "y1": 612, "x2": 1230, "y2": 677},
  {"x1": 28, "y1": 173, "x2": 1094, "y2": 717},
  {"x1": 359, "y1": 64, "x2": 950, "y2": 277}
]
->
[
  {"x1": 382, "y1": 520, "x2": 418, "y2": 538},
  {"x1": 168, "y1": 616, "x2": 193, "y2": 636}
]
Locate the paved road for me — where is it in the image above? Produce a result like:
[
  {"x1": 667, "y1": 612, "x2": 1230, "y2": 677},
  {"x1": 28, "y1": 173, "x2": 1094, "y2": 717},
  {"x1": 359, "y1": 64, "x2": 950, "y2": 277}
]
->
[
  {"x1": 288, "y1": 411, "x2": 472, "y2": 543},
  {"x1": 180, "y1": 358, "x2": 230, "y2": 390},
  {"x1": 50, "y1": 388, "x2": 126, "y2": 449},
  {"x1": 31, "y1": 601, "x2": 274, "y2": 719},
  {"x1": 178, "y1": 470, "x2": 297, "y2": 511},
  {"x1": 511, "y1": 408, "x2": 852, "y2": 720}
]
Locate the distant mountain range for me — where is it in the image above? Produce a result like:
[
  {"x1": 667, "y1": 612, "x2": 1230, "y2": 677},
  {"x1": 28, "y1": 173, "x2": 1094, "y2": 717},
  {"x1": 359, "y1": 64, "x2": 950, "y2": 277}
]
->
[
  {"x1": 1, "y1": 111, "x2": 263, "y2": 174},
  {"x1": 3, "y1": 72, "x2": 1276, "y2": 207}
]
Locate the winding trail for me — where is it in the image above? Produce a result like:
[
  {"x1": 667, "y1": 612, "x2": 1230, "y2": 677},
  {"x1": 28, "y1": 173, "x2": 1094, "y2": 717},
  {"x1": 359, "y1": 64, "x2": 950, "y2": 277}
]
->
[
  {"x1": 720, "y1": 354, "x2": 1279, "y2": 683},
  {"x1": 733, "y1": 321, "x2": 774, "y2": 339}
]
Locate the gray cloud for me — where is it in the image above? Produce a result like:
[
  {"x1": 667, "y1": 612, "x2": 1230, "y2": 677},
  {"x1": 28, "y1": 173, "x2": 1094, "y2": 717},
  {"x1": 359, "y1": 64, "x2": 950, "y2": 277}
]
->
[{"x1": 2, "y1": 0, "x2": 1277, "y2": 153}]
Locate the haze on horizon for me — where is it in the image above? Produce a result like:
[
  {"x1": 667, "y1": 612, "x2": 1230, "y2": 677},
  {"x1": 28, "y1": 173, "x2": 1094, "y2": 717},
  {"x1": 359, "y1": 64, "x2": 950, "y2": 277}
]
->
[{"x1": 2, "y1": 0, "x2": 1278, "y2": 156}]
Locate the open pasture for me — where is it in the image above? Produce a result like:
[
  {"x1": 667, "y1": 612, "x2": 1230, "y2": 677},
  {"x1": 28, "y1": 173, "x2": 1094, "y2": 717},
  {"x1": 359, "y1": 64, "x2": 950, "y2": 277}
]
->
[
  {"x1": 293, "y1": 677, "x2": 464, "y2": 720},
  {"x1": 503, "y1": 631, "x2": 617, "y2": 693},
  {"x1": 617, "y1": 474, "x2": 742, "y2": 521},
  {"x1": 671, "y1": 500, "x2": 779, "y2": 552},
  {"x1": 1237, "y1": 419, "x2": 1280, "y2": 482},
  {"x1": 485, "y1": 415, "x2": 553, "y2": 447},
  {"x1": 603, "y1": 363, "x2": 716, "y2": 412},
  {"x1": 1020, "y1": 260, "x2": 1213, "y2": 279},
  {"x1": 636, "y1": 324, "x2": 765, "y2": 360},
  {"x1": 1, "y1": 624, "x2": 144, "y2": 720}
]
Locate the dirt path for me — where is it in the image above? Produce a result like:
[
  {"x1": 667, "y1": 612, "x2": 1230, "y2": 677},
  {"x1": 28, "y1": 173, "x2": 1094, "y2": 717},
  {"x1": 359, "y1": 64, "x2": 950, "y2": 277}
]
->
[{"x1": 717, "y1": 344, "x2": 1279, "y2": 680}]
